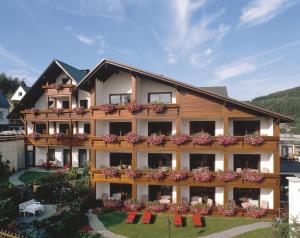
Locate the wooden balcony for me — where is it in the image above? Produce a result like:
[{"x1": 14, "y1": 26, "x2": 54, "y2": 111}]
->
[
  {"x1": 42, "y1": 84, "x2": 75, "y2": 96},
  {"x1": 26, "y1": 134, "x2": 278, "y2": 151},
  {"x1": 91, "y1": 169, "x2": 279, "y2": 188},
  {"x1": 23, "y1": 109, "x2": 91, "y2": 121},
  {"x1": 26, "y1": 134, "x2": 91, "y2": 146}
]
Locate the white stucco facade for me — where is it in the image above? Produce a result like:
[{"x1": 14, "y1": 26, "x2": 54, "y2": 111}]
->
[{"x1": 287, "y1": 177, "x2": 300, "y2": 224}]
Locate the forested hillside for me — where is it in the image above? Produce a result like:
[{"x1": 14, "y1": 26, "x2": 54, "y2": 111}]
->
[{"x1": 251, "y1": 86, "x2": 300, "y2": 133}]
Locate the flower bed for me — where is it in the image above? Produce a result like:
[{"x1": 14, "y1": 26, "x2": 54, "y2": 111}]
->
[
  {"x1": 126, "y1": 102, "x2": 143, "y2": 113},
  {"x1": 103, "y1": 167, "x2": 119, "y2": 177},
  {"x1": 218, "y1": 135, "x2": 238, "y2": 146},
  {"x1": 192, "y1": 167, "x2": 214, "y2": 182},
  {"x1": 73, "y1": 106, "x2": 85, "y2": 115},
  {"x1": 218, "y1": 204, "x2": 236, "y2": 216},
  {"x1": 52, "y1": 108, "x2": 64, "y2": 115},
  {"x1": 103, "y1": 134, "x2": 118, "y2": 144},
  {"x1": 75, "y1": 133, "x2": 88, "y2": 141},
  {"x1": 103, "y1": 199, "x2": 122, "y2": 209},
  {"x1": 30, "y1": 108, "x2": 39, "y2": 115},
  {"x1": 126, "y1": 168, "x2": 141, "y2": 179},
  {"x1": 53, "y1": 132, "x2": 65, "y2": 140},
  {"x1": 123, "y1": 199, "x2": 143, "y2": 211},
  {"x1": 244, "y1": 134, "x2": 264, "y2": 146},
  {"x1": 98, "y1": 104, "x2": 116, "y2": 114},
  {"x1": 192, "y1": 132, "x2": 212, "y2": 145},
  {"x1": 169, "y1": 202, "x2": 189, "y2": 214},
  {"x1": 242, "y1": 169, "x2": 264, "y2": 183},
  {"x1": 146, "y1": 200, "x2": 166, "y2": 212},
  {"x1": 124, "y1": 132, "x2": 141, "y2": 145},
  {"x1": 190, "y1": 204, "x2": 211, "y2": 216},
  {"x1": 148, "y1": 170, "x2": 166, "y2": 180},
  {"x1": 171, "y1": 134, "x2": 189, "y2": 145},
  {"x1": 149, "y1": 102, "x2": 165, "y2": 113},
  {"x1": 148, "y1": 133, "x2": 165, "y2": 145},
  {"x1": 169, "y1": 170, "x2": 187, "y2": 181},
  {"x1": 247, "y1": 206, "x2": 266, "y2": 218},
  {"x1": 28, "y1": 132, "x2": 40, "y2": 140},
  {"x1": 216, "y1": 170, "x2": 237, "y2": 182}
]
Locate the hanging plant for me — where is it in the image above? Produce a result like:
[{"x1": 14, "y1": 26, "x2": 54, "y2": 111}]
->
[
  {"x1": 149, "y1": 102, "x2": 166, "y2": 113},
  {"x1": 126, "y1": 168, "x2": 141, "y2": 179},
  {"x1": 75, "y1": 133, "x2": 88, "y2": 141},
  {"x1": 218, "y1": 204, "x2": 237, "y2": 216},
  {"x1": 192, "y1": 132, "x2": 212, "y2": 145},
  {"x1": 242, "y1": 169, "x2": 264, "y2": 183},
  {"x1": 103, "y1": 167, "x2": 119, "y2": 177},
  {"x1": 126, "y1": 102, "x2": 143, "y2": 113},
  {"x1": 192, "y1": 167, "x2": 214, "y2": 182},
  {"x1": 244, "y1": 133, "x2": 264, "y2": 146},
  {"x1": 190, "y1": 204, "x2": 212, "y2": 216},
  {"x1": 73, "y1": 107, "x2": 85, "y2": 115},
  {"x1": 146, "y1": 200, "x2": 166, "y2": 212},
  {"x1": 124, "y1": 132, "x2": 141, "y2": 145},
  {"x1": 28, "y1": 132, "x2": 40, "y2": 140},
  {"x1": 103, "y1": 134, "x2": 118, "y2": 144},
  {"x1": 52, "y1": 108, "x2": 64, "y2": 115},
  {"x1": 169, "y1": 170, "x2": 188, "y2": 181},
  {"x1": 169, "y1": 202, "x2": 189, "y2": 214},
  {"x1": 148, "y1": 169, "x2": 166, "y2": 180},
  {"x1": 148, "y1": 133, "x2": 165, "y2": 145},
  {"x1": 218, "y1": 135, "x2": 238, "y2": 146},
  {"x1": 103, "y1": 199, "x2": 122, "y2": 209},
  {"x1": 123, "y1": 199, "x2": 143, "y2": 211},
  {"x1": 247, "y1": 206, "x2": 266, "y2": 218},
  {"x1": 98, "y1": 104, "x2": 116, "y2": 114},
  {"x1": 216, "y1": 170, "x2": 237, "y2": 182},
  {"x1": 53, "y1": 133, "x2": 65, "y2": 141},
  {"x1": 171, "y1": 134, "x2": 189, "y2": 145},
  {"x1": 30, "y1": 108, "x2": 39, "y2": 116}
]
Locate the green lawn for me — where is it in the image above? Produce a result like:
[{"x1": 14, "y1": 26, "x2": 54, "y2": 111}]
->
[
  {"x1": 19, "y1": 171, "x2": 52, "y2": 184},
  {"x1": 99, "y1": 211, "x2": 266, "y2": 238},
  {"x1": 233, "y1": 227, "x2": 273, "y2": 238}
]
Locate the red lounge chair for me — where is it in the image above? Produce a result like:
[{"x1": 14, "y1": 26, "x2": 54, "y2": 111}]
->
[
  {"x1": 125, "y1": 212, "x2": 137, "y2": 224},
  {"x1": 192, "y1": 214, "x2": 202, "y2": 227},
  {"x1": 142, "y1": 211, "x2": 152, "y2": 224},
  {"x1": 173, "y1": 214, "x2": 182, "y2": 227}
]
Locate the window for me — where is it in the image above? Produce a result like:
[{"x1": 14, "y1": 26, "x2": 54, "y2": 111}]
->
[
  {"x1": 233, "y1": 154, "x2": 260, "y2": 171},
  {"x1": 62, "y1": 78, "x2": 69, "y2": 84},
  {"x1": 190, "y1": 121, "x2": 215, "y2": 136},
  {"x1": 233, "y1": 120, "x2": 260, "y2": 136},
  {"x1": 84, "y1": 123, "x2": 90, "y2": 134},
  {"x1": 59, "y1": 124, "x2": 69, "y2": 134},
  {"x1": 48, "y1": 100, "x2": 54, "y2": 109},
  {"x1": 78, "y1": 149, "x2": 87, "y2": 168},
  {"x1": 80, "y1": 100, "x2": 88, "y2": 109},
  {"x1": 148, "y1": 153, "x2": 172, "y2": 169},
  {"x1": 148, "y1": 122, "x2": 172, "y2": 136},
  {"x1": 110, "y1": 153, "x2": 132, "y2": 167},
  {"x1": 0, "y1": 111, "x2": 3, "y2": 120},
  {"x1": 109, "y1": 122, "x2": 131, "y2": 136},
  {"x1": 148, "y1": 92, "x2": 172, "y2": 103},
  {"x1": 18, "y1": 91, "x2": 22, "y2": 96},
  {"x1": 109, "y1": 94, "x2": 131, "y2": 105},
  {"x1": 190, "y1": 154, "x2": 215, "y2": 171},
  {"x1": 62, "y1": 101, "x2": 69, "y2": 109},
  {"x1": 36, "y1": 124, "x2": 46, "y2": 134},
  {"x1": 48, "y1": 149, "x2": 55, "y2": 161}
]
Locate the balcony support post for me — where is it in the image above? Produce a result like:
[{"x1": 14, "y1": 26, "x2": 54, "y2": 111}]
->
[
  {"x1": 224, "y1": 151, "x2": 228, "y2": 171},
  {"x1": 132, "y1": 150, "x2": 137, "y2": 169},
  {"x1": 176, "y1": 151, "x2": 181, "y2": 170},
  {"x1": 223, "y1": 186, "x2": 228, "y2": 205},
  {"x1": 176, "y1": 186, "x2": 181, "y2": 203},
  {"x1": 90, "y1": 149, "x2": 96, "y2": 169},
  {"x1": 131, "y1": 74, "x2": 137, "y2": 102},
  {"x1": 132, "y1": 183, "x2": 137, "y2": 199}
]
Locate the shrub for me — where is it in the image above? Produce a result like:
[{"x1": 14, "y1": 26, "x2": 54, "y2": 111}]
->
[
  {"x1": 169, "y1": 170, "x2": 187, "y2": 181},
  {"x1": 218, "y1": 203, "x2": 236, "y2": 216},
  {"x1": 124, "y1": 132, "x2": 141, "y2": 145},
  {"x1": 190, "y1": 204, "x2": 211, "y2": 216},
  {"x1": 192, "y1": 132, "x2": 212, "y2": 145},
  {"x1": 146, "y1": 200, "x2": 166, "y2": 212},
  {"x1": 216, "y1": 170, "x2": 237, "y2": 182},
  {"x1": 0, "y1": 183, "x2": 19, "y2": 200},
  {"x1": 148, "y1": 133, "x2": 165, "y2": 145},
  {"x1": 126, "y1": 102, "x2": 143, "y2": 113},
  {"x1": 171, "y1": 134, "x2": 189, "y2": 145},
  {"x1": 169, "y1": 202, "x2": 189, "y2": 214},
  {"x1": 192, "y1": 167, "x2": 214, "y2": 182},
  {"x1": 103, "y1": 134, "x2": 118, "y2": 144},
  {"x1": 0, "y1": 153, "x2": 10, "y2": 176},
  {"x1": 123, "y1": 199, "x2": 143, "y2": 211},
  {"x1": 218, "y1": 135, "x2": 238, "y2": 146},
  {"x1": 0, "y1": 198, "x2": 19, "y2": 229}
]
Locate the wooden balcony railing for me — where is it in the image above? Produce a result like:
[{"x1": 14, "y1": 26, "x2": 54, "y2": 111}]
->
[
  {"x1": 42, "y1": 83, "x2": 75, "y2": 96},
  {"x1": 91, "y1": 169, "x2": 279, "y2": 187}
]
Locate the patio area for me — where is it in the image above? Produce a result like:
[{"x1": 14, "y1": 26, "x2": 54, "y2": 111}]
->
[{"x1": 16, "y1": 204, "x2": 57, "y2": 224}]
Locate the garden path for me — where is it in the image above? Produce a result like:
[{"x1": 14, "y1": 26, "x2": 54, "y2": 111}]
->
[
  {"x1": 199, "y1": 221, "x2": 272, "y2": 238},
  {"x1": 86, "y1": 213, "x2": 128, "y2": 238}
]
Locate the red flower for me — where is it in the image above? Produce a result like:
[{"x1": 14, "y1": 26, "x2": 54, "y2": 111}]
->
[
  {"x1": 218, "y1": 135, "x2": 238, "y2": 146},
  {"x1": 148, "y1": 133, "x2": 165, "y2": 145},
  {"x1": 124, "y1": 133, "x2": 141, "y2": 145},
  {"x1": 149, "y1": 102, "x2": 165, "y2": 113},
  {"x1": 98, "y1": 104, "x2": 115, "y2": 114},
  {"x1": 171, "y1": 134, "x2": 189, "y2": 145},
  {"x1": 126, "y1": 102, "x2": 143, "y2": 113},
  {"x1": 103, "y1": 134, "x2": 118, "y2": 144},
  {"x1": 192, "y1": 133, "x2": 212, "y2": 145}
]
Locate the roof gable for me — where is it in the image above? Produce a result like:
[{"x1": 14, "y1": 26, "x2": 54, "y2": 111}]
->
[{"x1": 55, "y1": 60, "x2": 89, "y2": 82}]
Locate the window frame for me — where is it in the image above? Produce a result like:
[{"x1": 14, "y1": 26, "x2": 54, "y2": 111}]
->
[
  {"x1": 80, "y1": 100, "x2": 88, "y2": 109},
  {"x1": 148, "y1": 92, "x2": 172, "y2": 104},
  {"x1": 109, "y1": 93, "x2": 131, "y2": 105}
]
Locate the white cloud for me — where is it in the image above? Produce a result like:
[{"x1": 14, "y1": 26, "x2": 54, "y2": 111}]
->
[
  {"x1": 214, "y1": 62, "x2": 256, "y2": 80},
  {"x1": 75, "y1": 34, "x2": 95, "y2": 45},
  {"x1": 240, "y1": 0, "x2": 294, "y2": 25}
]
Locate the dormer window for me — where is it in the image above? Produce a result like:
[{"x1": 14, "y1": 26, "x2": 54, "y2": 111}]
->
[
  {"x1": 109, "y1": 94, "x2": 131, "y2": 105},
  {"x1": 62, "y1": 78, "x2": 69, "y2": 84},
  {"x1": 148, "y1": 92, "x2": 172, "y2": 104},
  {"x1": 18, "y1": 92, "x2": 22, "y2": 96}
]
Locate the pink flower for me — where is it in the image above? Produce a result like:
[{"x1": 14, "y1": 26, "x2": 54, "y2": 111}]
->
[
  {"x1": 190, "y1": 204, "x2": 211, "y2": 216},
  {"x1": 242, "y1": 169, "x2": 264, "y2": 183},
  {"x1": 103, "y1": 134, "x2": 118, "y2": 144},
  {"x1": 192, "y1": 167, "x2": 214, "y2": 182},
  {"x1": 98, "y1": 104, "x2": 115, "y2": 114},
  {"x1": 169, "y1": 202, "x2": 189, "y2": 214},
  {"x1": 53, "y1": 133, "x2": 65, "y2": 140},
  {"x1": 30, "y1": 108, "x2": 39, "y2": 115},
  {"x1": 52, "y1": 108, "x2": 64, "y2": 115},
  {"x1": 123, "y1": 199, "x2": 143, "y2": 211},
  {"x1": 171, "y1": 134, "x2": 189, "y2": 145},
  {"x1": 218, "y1": 204, "x2": 236, "y2": 216},
  {"x1": 149, "y1": 102, "x2": 165, "y2": 113},
  {"x1": 244, "y1": 134, "x2": 264, "y2": 146},
  {"x1": 73, "y1": 107, "x2": 85, "y2": 115},
  {"x1": 216, "y1": 170, "x2": 237, "y2": 182},
  {"x1": 148, "y1": 170, "x2": 166, "y2": 180},
  {"x1": 126, "y1": 102, "x2": 143, "y2": 113},
  {"x1": 148, "y1": 133, "x2": 165, "y2": 145},
  {"x1": 146, "y1": 201, "x2": 166, "y2": 212},
  {"x1": 218, "y1": 135, "x2": 238, "y2": 146},
  {"x1": 28, "y1": 132, "x2": 40, "y2": 140},
  {"x1": 75, "y1": 133, "x2": 88, "y2": 141},
  {"x1": 124, "y1": 133, "x2": 141, "y2": 145},
  {"x1": 103, "y1": 167, "x2": 119, "y2": 177},
  {"x1": 247, "y1": 206, "x2": 266, "y2": 218},
  {"x1": 126, "y1": 168, "x2": 141, "y2": 179},
  {"x1": 169, "y1": 170, "x2": 187, "y2": 181},
  {"x1": 103, "y1": 199, "x2": 122, "y2": 209},
  {"x1": 192, "y1": 133, "x2": 212, "y2": 145}
]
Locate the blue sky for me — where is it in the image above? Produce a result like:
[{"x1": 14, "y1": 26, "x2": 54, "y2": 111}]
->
[{"x1": 0, "y1": 0, "x2": 300, "y2": 100}]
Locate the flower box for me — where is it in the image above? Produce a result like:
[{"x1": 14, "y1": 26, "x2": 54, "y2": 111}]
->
[
  {"x1": 148, "y1": 170, "x2": 166, "y2": 180},
  {"x1": 124, "y1": 133, "x2": 141, "y2": 145},
  {"x1": 247, "y1": 206, "x2": 266, "y2": 218},
  {"x1": 146, "y1": 201, "x2": 166, "y2": 212},
  {"x1": 192, "y1": 167, "x2": 214, "y2": 182},
  {"x1": 75, "y1": 133, "x2": 88, "y2": 141},
  {"x1": 103, "y1": 134, "x2": 118, "y2": 144},
  {"x1": 73, "y1": 107, "x2": 85, "y2": 115},
  {"x1": 53, "y1": 133, "x2": 65, "y2": 141},
  {"x1": 169, "y1": 202, "x2": 189, "y2": 214},
  {"x1": 103, "y1": 167, "x2": 119, "y2": 177},
  {"x1": 190, "y1": 204, "x2": 211, "y2": 216},
  {"x1": 244, "y1": 134, "x2": 264, "y2": 146},
  {"x1": 98, "y1": 104, "x2": 116, "y2": 114},
  {"x1": 169, "y1": 170, "x2": 187, "y2": 181},
  {"x1": 218, "y1": 204, "x2": 236, "y2": 216},
  {"x1": 242, "y1": 169, "x2": 264, "y2": 183},
  {"x1": 126, "y1": 168, "x2": 141, "y2": 179},
  {"x1": 148, "y1": 133, "x2": 165, "y2": 145},
  {"x1": 126, "y1": 102, "x2": 143, "y2": 113},
  {"x1": 171, "y1": 134, "x2": 189, "y2": 145},
  {"x1": 149, "y1": 102, "x2": 165, "y2": 113},
  {"x1": 103, "y1": 199, "x2": 122, "y2": 209},
  {"x1": 52, "y1": 108, "x2": 64, "y2": 115},
  {"x1": 28, "y1": 132, "x2": 40, "y2": 140},
  {"x1": 218, "y1": 135, "x2": 238, "y2": 146},
  {"x1": 216, "y1": 170, "x2": 237, "y2": 182},
  {"x1": 30, "y1": 108, "x2": 39, "y2": 116},
  {"x1": 192, "y1": 133, "x2": 212, "y2": 145},
  {"x1": 123, "y1": 199, "x2": 143, "y2": 211}
]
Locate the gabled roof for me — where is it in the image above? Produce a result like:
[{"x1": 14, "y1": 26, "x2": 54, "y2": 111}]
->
[
  {"x1": 0, "y1": 90, "x2": 9, "y2": 108},
  {"x1": 55, "y1": 60, "x2": 89, "y2": 82},
  {"x1": 19, "y1": 81, "x2": 30, "y2": 93},
  {"x1": 77, "y1": 58, "x2": 293, "y2": 123},
  {"x1": 198, "y1": 86, "x2": 228, "y2": 97}
]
